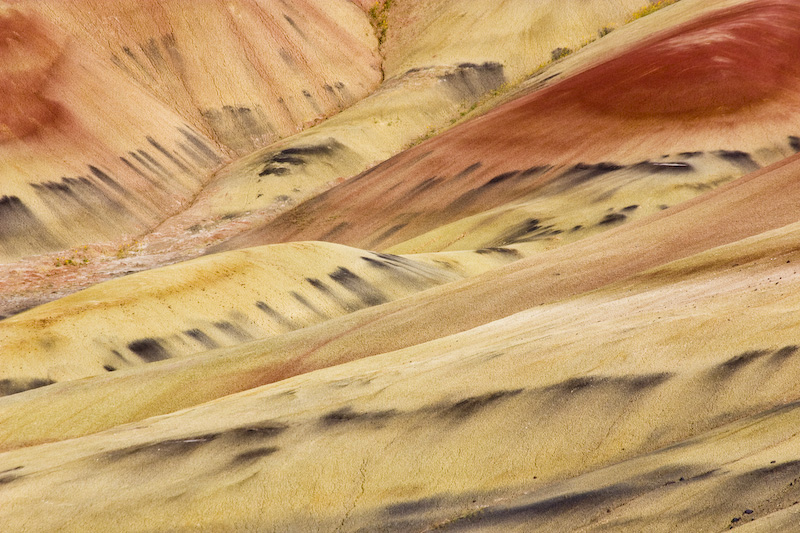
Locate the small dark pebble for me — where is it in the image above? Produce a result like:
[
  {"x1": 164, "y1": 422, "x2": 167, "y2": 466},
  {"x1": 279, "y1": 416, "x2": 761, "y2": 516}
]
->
[
  {"x1": 743, "y1": 509, "x2": 753, "y2": 515},
  {"x1": 771, "y1": 460, "x2": 777, "y2": 464},
  {"x1": 679, "y1": 477, "x2": 685, "y2": 482},
  {"x1": 732, "y1": 517, "x2": 740, "y2": 523}
]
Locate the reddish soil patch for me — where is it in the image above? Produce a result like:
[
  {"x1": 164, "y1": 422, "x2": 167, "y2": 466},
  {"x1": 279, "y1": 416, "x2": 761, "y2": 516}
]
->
[
  {"x1": 0, "y1": 8, "x2": 63, "y2": 141},
  {"x1": 572, "y1": 0, "x2": 800, "y2": 117}
]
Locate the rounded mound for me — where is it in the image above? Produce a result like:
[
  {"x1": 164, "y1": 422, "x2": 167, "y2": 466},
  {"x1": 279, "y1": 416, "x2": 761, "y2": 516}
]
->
[{"x1": 569, "y1": 0, "x2": 800, "y2": 117}]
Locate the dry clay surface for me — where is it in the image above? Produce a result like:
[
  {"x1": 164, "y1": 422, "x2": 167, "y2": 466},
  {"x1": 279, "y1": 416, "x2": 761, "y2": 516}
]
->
[
  {"x1": 2, "y1": 0, "x2": 777, "y2": 391},
  {"x1": 0, "y1": 242, "x2": 461, "y2": 386},
  {"x1": 225, "y1": 0, "x2": 800, "y2": 253},
  {"x1": 0, "y1": 0, "x2": 380, "y2": 263},
  {"x1": 26, "y1": 0, "x2": 382, "y2": 155},
  {"x1": 1, "y1": 0, "x2": 653, "y2": 315},
  {"x1": 5, "y1": 166, "x2": 800, "y2": 530},
  {"x1": 5, "y1": 0, "x2": 800, "y2": 532}
]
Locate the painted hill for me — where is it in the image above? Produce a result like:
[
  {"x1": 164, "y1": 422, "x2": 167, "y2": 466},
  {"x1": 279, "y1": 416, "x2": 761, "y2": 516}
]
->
[
  {"x1": 26, "y1": 0, "x2": 382, "y2": 155},
  {"x1": 0, "y1": 0, "x2": 380, "y2": 264},
  {"x1": 0, "y1": 0, "x2": 655, "y2": 316},
  {"x1": 221, "y1": 0, "x2": 800, "y2": 252},
  {"x1": 4, "y1": 0, "x2": 800, "y2": 531},
  {"x1": 0, "y1": 5, "x2": 225, "y2": 262}
]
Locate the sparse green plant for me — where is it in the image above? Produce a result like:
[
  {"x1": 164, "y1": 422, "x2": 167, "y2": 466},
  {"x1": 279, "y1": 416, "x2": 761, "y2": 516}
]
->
[
  {"x1": 115, "y1": 239, "x2": 140, "y2": 259},
  {"x1": 368, "y1": 0, "x2": 392, "y2": 47},
  {"x1": 551, "y1": 47, "x2": 572, "y2": 61},
  {"x1": 627, "y1": 0, "x2": 680, "y2": 22},
  {"x1": 460, "y1": 102, "x2": 478, "y2": 117},
  {"x1": 406, "y1": 125, "x2": 440, "y2": 148},
  {"x1": 598, "y1": 26, "x2": 614, "y2": 37},
  {"x1": 54, "y1": 246, "x2": 91, "y2": 267}
]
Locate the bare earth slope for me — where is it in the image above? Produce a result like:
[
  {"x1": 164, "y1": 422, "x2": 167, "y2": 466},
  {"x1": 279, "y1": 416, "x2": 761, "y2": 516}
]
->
[
  {"x1": 4, "y1": 145, "x2": 800, "y2": 453},
  {"x1": 0, "y1": 5, "x2": 227, "y2": 262},
  {"x1": 5, "y1": 182, "x2": 800, "y2": 529},
  {"x1": 0, "y1": 0, "x2": 380, "y2": 265},
  {"x1": 0, "y1": 0, "x2": 655, "y2": 315},
  {"x1": 5, "y1": 1, "x2": 800, "y2": 532},
  {"x1": 0, "y1": 241, "x2": 459, "y2": 385},
  {"x1": 221, "y1": 0, "x2": 800, "y2": 252},
  {"x1": 25, "y1": 0, "x2": 383, "y2": 155}
]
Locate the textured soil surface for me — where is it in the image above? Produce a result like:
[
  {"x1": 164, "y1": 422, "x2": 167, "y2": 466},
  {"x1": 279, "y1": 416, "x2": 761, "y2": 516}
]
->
[{"x1": 5, "y1": 1, "x2": 800, "y2": 531}]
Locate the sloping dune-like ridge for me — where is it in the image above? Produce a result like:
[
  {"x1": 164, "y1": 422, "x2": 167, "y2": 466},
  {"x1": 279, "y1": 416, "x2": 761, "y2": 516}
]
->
[
  {"x1": 0, "y1": 241, "x2": 459, "y2": 386},
  {"x1": 222, "y1": 0, "x2": 800, "y2": 252},
  {"x1": 0, "y1": 5, "x2": 228, "y2": 262},
  {"x1": 5, "y1": 150, "x2": 800, "y2": 454},
  {"x1": 0, "y1": 0, "x2": 381, "y2": 264},
  {"x1": 26, "y1": 0, "x2": 382, "y2": 155},
  {"x1": 8, "y1": 1, "x2": 800, "y2": 531},
  {"x1": 380, "y1": 0, "x2": 655, "y2": 82},
  {"x1": 385, "y1": 149, "x2": 756, "y2": 254},
  {"x1": 5, "y1": 210, "x2": 800, "y2": 529},
  {"x1": 0, "y1": 0, "x2": 661, "y2": 314},
  {"x1": 573, "y1": 0, "x2": 800, "y2": 117},
  {"x1": 141, "y1": 0, "x2": 656, "y2": 243}
]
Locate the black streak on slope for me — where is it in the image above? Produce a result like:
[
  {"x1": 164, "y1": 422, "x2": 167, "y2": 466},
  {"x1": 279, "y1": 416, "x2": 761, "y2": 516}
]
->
[
  {"x1": 319, "y1": 407, "x2": 397, "y2": 428},
  {"x1": 713, "y1": 349, "x2": 771, "y2": 377},
  {"x1": 715, "y1": 150, "x2": 759, "y2": 172},
  {"x1": 307, "y1": 278, "x2": 360, "y2": 312},
  {"x1": 0, "y1": 378, "x2": 55, "y2": 397},
  {"x1": 185, "y1": 329, "x2": 220, "y2": 349},
  {"x1": 128, "y1": 338, "x2": 170, "y2": 362},
  {"x1": 213, "y1": 321, "x2": 253, "y2": 342},
  {"x1": 255, "y1": 301, "x2": 297, "y2": 330},
  {"x1": 329, "y1": 267, "x2": 388, "y2": 306},
  {"x1": 290, "y1": 292, "x2": 329, "y2": 319},
  {"x1": 439, "y1": 389, "x2": 524, "y2": 420},
  {"x1": 0, "y1": 196, "x2": 61, "y2": 252}
]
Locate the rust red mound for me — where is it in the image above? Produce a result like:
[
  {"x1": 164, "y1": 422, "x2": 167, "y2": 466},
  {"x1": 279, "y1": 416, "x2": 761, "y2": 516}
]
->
[
  {"x1": 576, "y1": 0, "x2": 800, "y2": 117},
  {"x1": 219, "y1": 0, "x2": 800, "y2": 253}
]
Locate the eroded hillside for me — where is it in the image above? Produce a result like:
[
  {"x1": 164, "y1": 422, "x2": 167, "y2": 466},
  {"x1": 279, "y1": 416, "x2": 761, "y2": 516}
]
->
[{"x1": 3, "y1": 0, "x2": 800, "y2": 531}]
